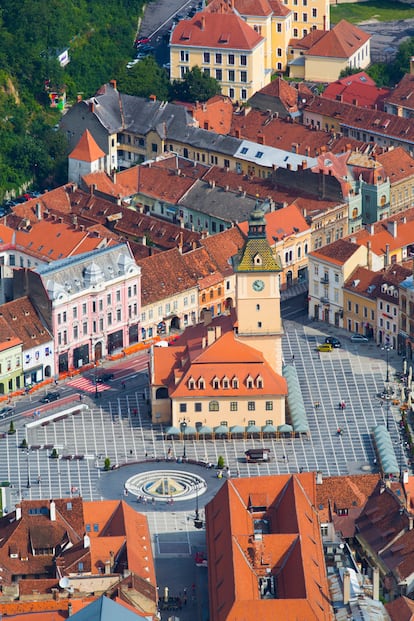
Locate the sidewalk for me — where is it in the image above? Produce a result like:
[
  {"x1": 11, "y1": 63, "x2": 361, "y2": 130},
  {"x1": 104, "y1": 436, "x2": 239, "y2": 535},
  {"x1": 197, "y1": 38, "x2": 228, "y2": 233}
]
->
[{"x1": 280, "y1": 281, "x2": 308, "y2": 302}]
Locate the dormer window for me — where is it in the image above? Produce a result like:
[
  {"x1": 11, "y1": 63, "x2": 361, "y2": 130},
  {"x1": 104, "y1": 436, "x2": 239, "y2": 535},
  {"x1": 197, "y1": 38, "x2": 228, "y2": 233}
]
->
[
  {"x1": 198, "y1": 378, "x2": 205, "y2": 390},
  {"x1": 256, "y1": 376, "x2": 263, "y2": 389},
  {"x1": 232, "y1": 376, "x2": 239, "y2": 389},
  {"x1": 246, "y1": 375, "x2": 254, "y2": 389},
  {"x1": 188, "y1": 377, "x2": 195, "y2": 390},
  {"x1": 222, "y1": 376, "x2": 229, "y2": 389},
  {"x1": 213, "y1": 376, "x2": 220, "y2": 389},
  {"x1": 253, "y1": 253, "x2": 263, "y2": 266}
]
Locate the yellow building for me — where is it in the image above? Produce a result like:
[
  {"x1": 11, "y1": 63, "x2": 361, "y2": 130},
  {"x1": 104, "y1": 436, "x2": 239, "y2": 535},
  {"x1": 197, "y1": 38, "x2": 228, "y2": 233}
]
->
[
  {"x1": 150, "y1": 206, "x2": 288, "y2": 433},
  {"x1": 170, "y1": 11, "x2": 268, "y2": 102}
]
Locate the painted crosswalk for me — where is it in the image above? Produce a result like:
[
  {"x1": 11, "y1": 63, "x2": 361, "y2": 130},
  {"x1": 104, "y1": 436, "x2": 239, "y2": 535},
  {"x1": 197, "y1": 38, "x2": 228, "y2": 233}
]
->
[{"x1": 66, "y1": 377, "x2": 111, "y2": 393}]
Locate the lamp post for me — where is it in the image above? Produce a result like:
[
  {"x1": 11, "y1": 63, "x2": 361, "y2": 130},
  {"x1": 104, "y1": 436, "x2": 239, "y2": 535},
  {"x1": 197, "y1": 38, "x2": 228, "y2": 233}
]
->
[
  {"x1": 194, "y1": 483, "x2": 203, "y2": 529},
  {"x1": 381, "y1": 343, "x2": 392, "y2": 386},
  {"x1": 181, "y1": 421, "x2": 187, "y2": 459},
  {"x1": 26, "y1": 450, "x2": 31, "y2": 489}
]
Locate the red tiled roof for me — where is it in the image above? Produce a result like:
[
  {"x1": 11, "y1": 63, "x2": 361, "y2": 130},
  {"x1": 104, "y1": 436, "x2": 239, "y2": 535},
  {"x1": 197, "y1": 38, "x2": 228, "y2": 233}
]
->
[
  {"x1": 322, "y1": 74, "x2": 390, "y2": 110},
  {"x1": 385, "y1": 72, "x2": 414, "y2": 110},
  {"x1": 238, "y1": 203, "x2": 309, "y2": 244},
  {"x1": 171, "y1": 11, "x2": 263, "y2": 50},
  {"x1": 344, "y1": 208, "x2": 414, "y2": 256},
  {"x1": 206, "y1": 474, "x2": 332, "y2": 621},
  {"x1": 191, "y1": 95, "x2": 234, "y2": 134},
  {"x1": 385, "y1": 595, "x2": 414, "y2": 621},
  {"x1": 0, "y1": 297, "x2": 52, "y2": 349},
  {"x1": 310, "y1": 238, "x2": 360, "y2": 266},
  {"x1": 305, "y1": 20, "x2": 371, "y2": 59},
  {"x1": 69, "y1": 129, "x2": 105, "y2": 162},
  {"x1": 377, "y1": 147, "x2": 414, "y2": 183}
]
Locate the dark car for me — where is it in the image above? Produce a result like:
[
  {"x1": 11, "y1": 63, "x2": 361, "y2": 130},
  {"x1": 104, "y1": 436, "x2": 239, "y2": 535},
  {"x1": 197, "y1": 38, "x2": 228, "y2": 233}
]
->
[
  {"x1": 325, "y1": 337, "x2": 341, "y2": 348},
  {"x1": 245, "y1": 448, "x2": 271, "y2": 463},
  {"x1": 40, "y1": 391, "x2": 61, "y2": 403},
  {"x1": 96, "y1": 372, "x2": 114, "y2": 383},
  {"x1": 0, "y1": 406, "x2": 14, "y2": 418}
]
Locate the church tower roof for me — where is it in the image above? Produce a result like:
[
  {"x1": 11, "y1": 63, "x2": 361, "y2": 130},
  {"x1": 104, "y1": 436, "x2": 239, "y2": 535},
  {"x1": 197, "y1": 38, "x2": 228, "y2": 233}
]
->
[
  {"x1": 236, "y1": 203, "x2": 282, "y2": 272},
  {"x1": 69, "y1": 129, "x2": 105, "y2": 163}
]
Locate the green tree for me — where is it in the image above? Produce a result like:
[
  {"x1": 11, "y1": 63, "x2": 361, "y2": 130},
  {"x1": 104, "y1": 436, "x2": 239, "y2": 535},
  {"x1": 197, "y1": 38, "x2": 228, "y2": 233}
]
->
[
  {"x1": 117, "y1": 57, "x2": 170, "y2": 100},
  {"x1": 104, "y1": 457, "x2": 111, "y2": 471},
  {"x1": 51, "y1": 448, "x2": 59, "y2": 459},
  {"x1": 217, "y1": 455, "x2": 225, "y2": 469},
  {"x1": 8, "y1": 421, "x2": 15, "y2": 435},
  {"x1": 170, "y1": 66, "x2": 221, "y2": 103}
]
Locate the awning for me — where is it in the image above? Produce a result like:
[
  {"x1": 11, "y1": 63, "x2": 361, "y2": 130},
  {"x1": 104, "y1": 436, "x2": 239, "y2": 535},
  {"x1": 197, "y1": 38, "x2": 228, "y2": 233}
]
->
[
  {"x1": 182, "y1": 425, "x2": 196, "y2": 436},
  {"x1": 262, "y1": 424, "x2": 277, "y2": 434},
  {"x1": 214, "y1": 424, "x2": 229, "y2": 434},
  {"x1": 230, "y1": 425, "x2": 245, "y2": 434},
  {"x1": 165, "y1": 426, "x2": 180, "y2": 436},
  {"x1": 277, "y1": 424, "x2": 293, "y2": 433},
  {"x1": 197, "y1": 425, "x2": 213, "y2": 435},
  {"x1": 246, "y1": 424, "x2": 261, "y2": 434}
]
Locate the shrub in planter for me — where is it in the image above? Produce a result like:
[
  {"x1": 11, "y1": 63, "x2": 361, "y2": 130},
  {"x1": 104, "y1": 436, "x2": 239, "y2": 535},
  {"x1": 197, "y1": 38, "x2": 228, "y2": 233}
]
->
[
  {"x1": 50, "y1": 448, "x2": 59, "y2": 459},
  {"x1": 104, "y1": 457, "x2": 111, "y2": 471},
  {"x1": 217, "y1": 455, "x2": 225, "y2": 469},
  {"x1": 8, "y1": 421, "x2": 15, "y2": 435},
  {"x1": 20, "y1": 438, "x2": 28, "y2": 449}
]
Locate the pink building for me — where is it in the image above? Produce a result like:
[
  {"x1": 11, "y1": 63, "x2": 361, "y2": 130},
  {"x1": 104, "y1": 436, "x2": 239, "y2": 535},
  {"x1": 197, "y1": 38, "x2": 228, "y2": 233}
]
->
[{"x1": 13, "y1": 244, "x2": 141, "y2": 374}]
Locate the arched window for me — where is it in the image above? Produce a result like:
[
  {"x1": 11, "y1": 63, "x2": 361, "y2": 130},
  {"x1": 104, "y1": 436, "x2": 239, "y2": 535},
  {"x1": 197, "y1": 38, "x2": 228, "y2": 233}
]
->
[{"x1": 209, "y1": 401, "x2": 219, "y2": 411}]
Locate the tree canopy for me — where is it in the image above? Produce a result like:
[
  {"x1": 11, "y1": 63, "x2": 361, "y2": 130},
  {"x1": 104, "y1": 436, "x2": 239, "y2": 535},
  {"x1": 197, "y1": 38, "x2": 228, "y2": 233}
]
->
[{"x1": 170, "y1": 66, "x2": 221, "y2": 103}]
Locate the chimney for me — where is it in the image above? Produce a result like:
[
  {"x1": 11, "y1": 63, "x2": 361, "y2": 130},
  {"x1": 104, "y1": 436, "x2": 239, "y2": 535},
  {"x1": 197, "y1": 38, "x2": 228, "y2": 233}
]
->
[
  {"x1": 202, "y1": 336, "x2": 206, "y2": 348},
  {"x1": 291, "y1": 142, "x2": 298, "y2": 153},
  {"x1": 110, "y1": 550, "x2": 115, "y2": 572},
  {"x1": 35, "y1": 203, "x2": 41, "y2": 220},
  {"x1": 409, "y1": 515, "x2": 414, "y2": 530},
  {"x1": 89, "y1": 101, "x2": 94, "y2": 113},
  {"x1": 178, "y1": 231, "x2": 183, "y2": 254},
  {"x1": 316, "y1": 471, "x2": 323, "y2": 484},
  {"x1": 302, "y1": 160, "x2": 307, "y2": 170},
  {"x1": 201, "y1": 15, "x2": 205, "y2": 30},
  {"x1": 384, "y1": 243, "x2": 390, "y2": 267},
  {"x1": 257, "y1": 132, "x2": 265, "y2": 145},
  {"x1": 105, "y1": 560, "x2": 111, "y2": 574},
  {"x1": 50, "y1": 500, "x2": 56, "y2": 521},
  {"x1": 16, "y1": 506, "x2": 22, "y2": 520},
  {"x1": 83, "y1": 534, "x2": 90, "y2": 548},
  {"x1": 112, "y1": 170, "x2": 117, "y2": 184},
  {"x1": 367, "y1": 240, "x2": 372, "y2": 270},
  {"x1": 235, "y1": 128, "x2": 240, "y2": 139},
  {"x1": 109, "y1": 79, "x2": 117, "y2": 90},
  {"x1": 207, "y1": 327, "x2": 215, "y2": 346},
  {"x1": 68, "y1": 602, "x2": 73, "y2": 617},
  {"x1": 72, "y1": 214, "x2": 78, "y2": 227},
  {"x1": 343, "y1": 569, "x2": 351, "y2": 605},
  {"x1": 353, "y1": 99, "x2": 358, "y2": 106},
  {"x1": 387, "y1": 219, "x2": 397, "y2": 238},
  {"x1": 215, "y1": 325, "x2": 222, "y2": 339},
  {"x1": 149, "y1": 94, "x2": 157, "y2": 102},
  {"x1": 372, "y1": 567, "x2": 380, "y2": 600}
]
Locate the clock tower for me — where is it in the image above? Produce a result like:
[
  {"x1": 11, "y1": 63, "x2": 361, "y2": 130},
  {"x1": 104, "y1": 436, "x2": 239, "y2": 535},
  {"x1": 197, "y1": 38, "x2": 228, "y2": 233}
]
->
[{"x1": 235, "y1": 205, "x2": 283, "y2": 375}]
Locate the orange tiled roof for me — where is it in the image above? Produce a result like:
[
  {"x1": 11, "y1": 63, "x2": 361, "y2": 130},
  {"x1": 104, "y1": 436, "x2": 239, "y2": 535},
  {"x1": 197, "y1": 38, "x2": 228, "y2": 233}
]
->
[
  {"x1": 0, "y1": 315, "x2": 21, "y2": 351},
  {"x1": 171, "y1": 11, "x2": 263, "y2": 50},
  {"x1": 191, "y1": 95, "x2": 234, "y2": 134},
  {"x1": 385, "y1": 72, "x2": 414, "y2": 109},
  {"x1": 310, "y1": 238, "x2": 360, "y2": 266},
  {"x1": 385, "y1": 595, "x2": 414, "y2": 621},
  {"x1": 344, "y1": 208, "x2": 414, "y2": 256},
  {"x1": 238, "y1": 203, "x2": 309, "y2": 244},
  {"x1": 305, "y1": 20, "x2": 371, "y2": 59},
  {"x1": 377, "y1": 147, "x2": 414, "y2": 184},
  {"x1": 322, "y1": 73, "x2": 390, "y2": 110},
  {"x1": 0, "y1": 297, "x2": 52, "y2": 349},
  {"x1": 206, "y1": 474, "x2": 333, "y2": 621},
  {"x1": 69, "y1": 129, "x2": 105, "y2": 162}
]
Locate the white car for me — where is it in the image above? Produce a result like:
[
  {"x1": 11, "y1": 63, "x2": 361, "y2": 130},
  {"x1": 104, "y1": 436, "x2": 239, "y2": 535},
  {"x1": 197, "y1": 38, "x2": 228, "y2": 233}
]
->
[
  {"x1": 126, "y1": 59, "x2": 140, "y2": 69},
  {"x1": 350, "y1": 333, "x2": 369, "y2": 343}
]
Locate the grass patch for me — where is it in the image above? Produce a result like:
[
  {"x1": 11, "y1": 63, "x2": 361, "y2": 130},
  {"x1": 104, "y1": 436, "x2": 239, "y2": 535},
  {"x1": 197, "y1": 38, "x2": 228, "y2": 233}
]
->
[{"x1": 331, "y1": 0, "x2": 414, "y2": 24}]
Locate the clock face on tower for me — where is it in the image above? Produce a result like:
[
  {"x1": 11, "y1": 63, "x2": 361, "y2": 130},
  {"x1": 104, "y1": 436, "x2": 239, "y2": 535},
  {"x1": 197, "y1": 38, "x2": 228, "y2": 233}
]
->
[{"x1": 252, "y1": 279, "x2": 265, "y2": 292}]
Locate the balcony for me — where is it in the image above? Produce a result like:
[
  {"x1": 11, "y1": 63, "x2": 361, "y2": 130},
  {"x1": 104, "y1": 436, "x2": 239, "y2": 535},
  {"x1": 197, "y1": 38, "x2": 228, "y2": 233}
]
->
[
  {"x1": 321, "y1": 297, "x2": 330, "y2": 305},
  {"x1": 320, "y1": 276, "x2": 329, "y2": 284}
]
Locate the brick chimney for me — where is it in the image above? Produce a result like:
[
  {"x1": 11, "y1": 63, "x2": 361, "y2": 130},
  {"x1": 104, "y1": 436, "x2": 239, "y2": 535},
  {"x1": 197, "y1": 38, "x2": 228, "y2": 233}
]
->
[
  {"x1": 201, "y1": 15, "x2": 205, "y2": 30},
  {"x1": 109, "y1": 79, "x2": 117, "y2": 90}
]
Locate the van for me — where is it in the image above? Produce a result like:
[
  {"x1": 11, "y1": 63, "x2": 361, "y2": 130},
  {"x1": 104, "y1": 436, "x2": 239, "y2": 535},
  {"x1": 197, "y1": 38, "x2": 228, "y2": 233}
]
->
[{"x1": 245, "y1": 448, "x2": 271, "y2": 463}]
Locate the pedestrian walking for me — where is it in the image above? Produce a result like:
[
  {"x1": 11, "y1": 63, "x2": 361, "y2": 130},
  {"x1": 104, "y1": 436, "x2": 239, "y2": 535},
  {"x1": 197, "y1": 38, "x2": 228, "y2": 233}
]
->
[{"x1": 291, "y1": 354, "x2": 295, "y2": 364}]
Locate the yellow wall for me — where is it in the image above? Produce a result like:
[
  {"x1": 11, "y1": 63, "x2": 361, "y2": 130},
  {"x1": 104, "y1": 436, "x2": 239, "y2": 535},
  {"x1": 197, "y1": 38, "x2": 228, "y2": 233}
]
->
[
  {"x1": 305, "y1": 56, "x2": 348, "y2": 83},
  {"x1": 170, "y1": 42, "x2": 268, "y2": 102}
]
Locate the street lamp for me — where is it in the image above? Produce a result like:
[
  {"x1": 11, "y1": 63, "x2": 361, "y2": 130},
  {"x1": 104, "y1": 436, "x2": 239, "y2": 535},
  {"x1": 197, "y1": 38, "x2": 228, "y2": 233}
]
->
[
  {"x1": 26, "y1": 450, "x2": 31, "y2": 489},
  {"x1": 381, "y1": 343, "x2": 392, "y2": 386},
  {"x1": 181, "y1": 421, "x2": 187, "y2": 459},
  {"x1": 194, "y1": 483, "x2": 203, "y2": 529}
]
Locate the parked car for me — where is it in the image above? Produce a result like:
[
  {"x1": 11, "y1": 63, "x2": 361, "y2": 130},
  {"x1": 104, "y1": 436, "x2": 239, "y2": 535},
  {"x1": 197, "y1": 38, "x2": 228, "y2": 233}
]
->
[
  {"x1": 134, "y1": 37, "x2": 151, "y2": 47},
  {"x1": 317, "y1": 343, "x2": 333, "y2": 352},
  {"x1": 245, "y1": 448, "x2": 272, "y2": 463},
  {"x1": 40, "y1": 391, "x2": 61, "y2": 403},
  {"x1": 350, "y1": 334, "x2": 369, "y2": 343},
  {"x1": 96, "y1": 372, "x2": 115, "y2": 383},
  {"x1": 0, "y1": 406, "x2": 14, "y2": 418},
  {"x1": 325, "y1": 337, "x2": 341, "y2": 348},
  {"x1": 126, "y1": 59, "x2": 140, "y2": 69}
]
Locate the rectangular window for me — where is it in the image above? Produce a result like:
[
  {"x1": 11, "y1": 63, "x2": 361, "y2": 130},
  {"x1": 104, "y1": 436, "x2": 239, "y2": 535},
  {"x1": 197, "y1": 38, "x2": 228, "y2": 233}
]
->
[
  {"x1": 83, "y1": 322, "x2": 88, "y2": 336},
  {"x1": 215, "y1": 53, "x2": 222, "y2": 64},
  {"x1": 179, "y1": 403, "x2": 187, "y2": 413},
  {"x1": 230, "y1": 402, "x2": 238, "y2": 411},
  {"x1": 116, "y1": 308, "x2": 121, "y2": 321},
  {"x1": 73, "y1": 306, "x2": 77, "y2": 319},
  {"x1": 240, "y1": 70, "x2": 247, "y2": 83},
  {"x1": 108, "y1": 312, "x2": 112, "y2": 326},
  {"x1": 248, "y1": 402, "x2": 255, "y2": 411},
  {"x1": 92, "y1": 301, "x2": 96, "y2": 313},
  {"x1": 93, "y1": 524, "x2": 99, "y2": 532},
  {"x1": 277, "y1": 23, "x2": 282, "y2": 32},
  {"x1": 228, "y1": 53, "x2": 234, "y2": 64},
  {"x1": 195, "y1": 402, "x2": 202, "y2": 412},
  {"x1": 241, "y1": 89, "x2": 247, "y2": 100},
  {"x1": 107, "y1": 293, "x2": 111, "y2": 305},
  {"x1": 303, "y1": 12, "x2": 307, "y2": 21},
  {"x1": 116, "y1": 290, "x2": 121, "y2": 302},
  {"x1": 216, "y1": 69, "x2": 222, "y2": 80},
  {"x1": 180, "y1": 50, "x2": 189, "y2": 62},
  {"x1": 228, "y1": 69, "x2": 235, "y2": 82},
  {"x1": 312, "y1": 7, "x2": 317, "y2": 17},
  {"x1": 265, "y1": 401, "x2": 273, "y2": 410},
  {"x1": 73, "y1": 325, "x2": 78, "y2": 339},
  {"x1": 82, "y1": 303, "x2": 87, "y2": 315},
  {"x1": 240, "y1": 55, "x2": 247, "y2": 65},
  {"x1": 203, "y1": 52, "x2": 210, "y2": 63}
]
